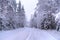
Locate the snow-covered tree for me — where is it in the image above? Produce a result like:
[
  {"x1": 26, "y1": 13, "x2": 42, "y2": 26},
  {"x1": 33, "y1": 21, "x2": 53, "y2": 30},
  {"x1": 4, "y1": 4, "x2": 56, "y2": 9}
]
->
[
  {"x1": 6, "y1": 5, "x2": 16, "y2": 29},
  {"x1": 41, "y1": 13, "x2": 56, "y2": 29},
  {"x1": 16, "y1": 1, "x2": 25, "y2": 28},
  {"x1": 0, "y1": 0, "x2": 9, "y2": 30},
  {"x1": 55, "y1": 12, "x2": 60, "y2": 31},
  {"x1": 11, "y1": 0, "x2": 17, "y2": 12},
  {"x1": 0, "y1": 0, "x2": 25, "y2": 30},
  {"x1": 36, "y1": 0, "x2": 60, "y2": 29},
  {"x1": 0, "y1": 18, "x2": 3, "y2": 30},
  {"x1": 30, "y1": 12, "x2": 37, "y2": 28}
]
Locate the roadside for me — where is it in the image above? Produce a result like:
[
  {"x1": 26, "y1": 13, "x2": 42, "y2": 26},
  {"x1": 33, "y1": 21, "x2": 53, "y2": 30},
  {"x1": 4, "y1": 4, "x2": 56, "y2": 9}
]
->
[{"x1": 46, "y1": 30, "x2": 60, "y2": 40}]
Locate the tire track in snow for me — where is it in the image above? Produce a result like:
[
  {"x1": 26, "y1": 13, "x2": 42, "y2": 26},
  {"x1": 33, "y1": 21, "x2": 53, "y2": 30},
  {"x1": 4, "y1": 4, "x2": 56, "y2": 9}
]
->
[{"x1": 25, "y1": 29, "x2": 32, "y2": 40}]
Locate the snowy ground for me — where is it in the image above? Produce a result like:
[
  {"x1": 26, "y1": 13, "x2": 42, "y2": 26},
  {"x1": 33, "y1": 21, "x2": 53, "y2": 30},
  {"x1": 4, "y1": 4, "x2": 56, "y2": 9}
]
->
[
  {"x1": 0, "y1": 27, "x2": 60, "y2": 40},
  {"x1": 46, "y1": 30, "x2": 60, "y2": 40}
]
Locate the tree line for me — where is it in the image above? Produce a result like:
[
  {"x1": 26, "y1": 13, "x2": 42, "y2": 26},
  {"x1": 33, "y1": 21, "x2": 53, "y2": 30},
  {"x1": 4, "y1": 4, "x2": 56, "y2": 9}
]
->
[
  {"x1": 30, "y1": 0, "x2": 60, "y2": 31},
  {"x1": 0, "y1": 0, "x2": 25, "y2": 30}
]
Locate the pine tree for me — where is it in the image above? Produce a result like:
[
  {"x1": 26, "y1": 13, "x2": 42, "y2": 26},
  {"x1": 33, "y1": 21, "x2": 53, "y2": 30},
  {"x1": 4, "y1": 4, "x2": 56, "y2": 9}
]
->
[
  {"x1": 21, "y1": 6, "x2": 25, "y2": 27},
  {"x1": 36, "y1": 0, "x2": 60, "y2": 29},
  {"x1": 0, "y1": 18, "x2": 3, "y2": 30},
  {"x1": 11, "y1": 0, "x2": 17, "y2": 12},
  {"x1": 30, "y1": 12, "x2": 37, "y2": 28},
  {"x1": 0, "y1": 0, "x2": 25, "y2": 30},
  {"x1": 17, "y1": 1, "x2": 21, "y2": 13},
  {"x1": 0, "y1": 0, "x2": 17, "y2": 30},
  {"x1": 0, "y1": 0, "x2": 9, "y2": 30},
  {"x1": 16, "y1": 1, "x2": 25, "y2": 28}
]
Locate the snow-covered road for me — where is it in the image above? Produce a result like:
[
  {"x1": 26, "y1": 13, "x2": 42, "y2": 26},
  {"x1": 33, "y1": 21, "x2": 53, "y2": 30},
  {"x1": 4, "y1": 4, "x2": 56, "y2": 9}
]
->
[{"x1": 0, "y1": 27, "x2": 60, "y2": 40}]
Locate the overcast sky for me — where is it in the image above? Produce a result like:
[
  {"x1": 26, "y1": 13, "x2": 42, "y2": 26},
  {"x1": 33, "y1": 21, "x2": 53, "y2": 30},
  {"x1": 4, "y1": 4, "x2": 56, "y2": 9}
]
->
[{"x1": 16, "y1": 0, "x2": 38, "y2": 21}]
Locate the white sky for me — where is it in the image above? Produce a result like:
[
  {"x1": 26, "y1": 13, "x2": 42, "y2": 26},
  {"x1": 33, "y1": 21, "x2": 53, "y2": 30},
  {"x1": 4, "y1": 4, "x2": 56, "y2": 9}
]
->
[{"x1": 16, "y1": 0, "x2": 38, "y2": 21}]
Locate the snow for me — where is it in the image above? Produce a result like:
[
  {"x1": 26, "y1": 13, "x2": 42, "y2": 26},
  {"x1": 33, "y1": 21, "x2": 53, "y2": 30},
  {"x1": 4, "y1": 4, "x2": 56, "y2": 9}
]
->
[
  {"x1": 46, "y1": 30, "x2": 60, "y2": 40},
  {"x1": 0, "y1": 27, "x2": 60, "y2": 40}
]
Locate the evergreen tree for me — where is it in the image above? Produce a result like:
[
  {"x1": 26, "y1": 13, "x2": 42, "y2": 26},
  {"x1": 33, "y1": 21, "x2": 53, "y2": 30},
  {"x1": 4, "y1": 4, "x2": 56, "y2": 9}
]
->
[
  {"x1": 11, "y1": 0, "x2": 17, "y2": 12},
  {"x1": 0, "y1": 0, "x2": 25, "y2": 30},
  {"x1": 0, "y1": 0, "x2": 17, "y2": 30},
  {"x1": 36, "y1": 0, "x2": 60, "y2": 29},
  {"x1": 0, "y1": 0, "x2": 9, "y2": 30},
  {"x1": 16, "y1": 1, "x2": 25, "y2": 28},
  {"x1": 17, "y1": 1, "x2": 21, "y2": 13},
  {"x1": 0, "y1": 18, "x2": 3, "y2": 30},
  {"x1": 30, "y1": 12, "x2": 37, "y2": 28}
]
